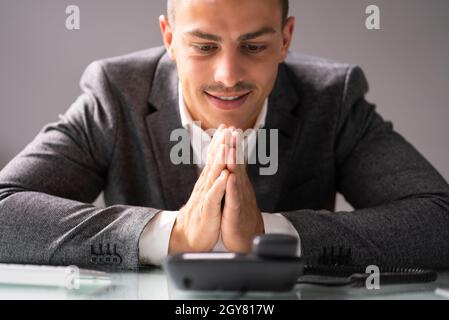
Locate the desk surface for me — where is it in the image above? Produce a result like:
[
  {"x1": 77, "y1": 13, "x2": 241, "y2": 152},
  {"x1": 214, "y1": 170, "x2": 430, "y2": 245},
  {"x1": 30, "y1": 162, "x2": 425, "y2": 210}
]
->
[{"x1": 1, "y1": 268, "x2": 449, "y2": 300}]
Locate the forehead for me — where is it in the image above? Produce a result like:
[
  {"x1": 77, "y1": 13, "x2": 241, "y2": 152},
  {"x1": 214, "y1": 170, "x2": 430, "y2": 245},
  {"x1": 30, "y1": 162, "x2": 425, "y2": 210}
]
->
[{"x1": 174, "y1": 0, "x2": 282, "y2": 35}]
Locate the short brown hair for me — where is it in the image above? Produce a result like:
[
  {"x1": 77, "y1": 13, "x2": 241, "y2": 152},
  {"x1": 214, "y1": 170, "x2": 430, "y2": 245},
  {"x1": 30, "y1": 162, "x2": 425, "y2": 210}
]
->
[
  {"x1": 280, "y1": 0, "x2": 289, "y2": 26},
  {"x1": 168, "y1": 0, "x2": 289, "y2": 27}
]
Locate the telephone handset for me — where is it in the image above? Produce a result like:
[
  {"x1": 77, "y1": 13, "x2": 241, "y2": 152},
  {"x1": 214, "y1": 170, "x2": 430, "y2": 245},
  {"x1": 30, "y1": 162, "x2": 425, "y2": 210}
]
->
[
  {"x1": 163, "y1": 234, "x2": 304, "y2": 292},
  {"x1": 163, "y1": 234, "x2": 437, "y2": 292}
]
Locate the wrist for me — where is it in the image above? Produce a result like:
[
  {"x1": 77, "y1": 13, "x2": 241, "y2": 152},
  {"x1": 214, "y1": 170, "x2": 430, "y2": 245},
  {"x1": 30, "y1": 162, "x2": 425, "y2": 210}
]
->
[
  {"x1": 168, "y1": 214, "x2": 189, "y2": 254},
  {"x1": 256, "y1": 210, "x2": 265, "y2": 235}
]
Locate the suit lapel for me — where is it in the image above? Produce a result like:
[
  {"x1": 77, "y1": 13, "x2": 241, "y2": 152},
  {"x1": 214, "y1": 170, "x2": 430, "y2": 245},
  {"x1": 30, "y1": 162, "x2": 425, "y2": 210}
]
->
[
  {"x1": 145, "y1": 53, "x2": 198, "y2": 210},
  {"x1": 248, "y1": 63, "x2": 303, "y2": 212}
]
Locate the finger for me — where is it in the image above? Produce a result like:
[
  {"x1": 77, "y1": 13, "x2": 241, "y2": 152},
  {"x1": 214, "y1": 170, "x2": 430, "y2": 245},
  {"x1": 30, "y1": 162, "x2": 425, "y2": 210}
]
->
[
  {"x1": 203, "y1": 169, "x2": 229, "y2": 218},
  {"x1": 231, "y1": 131, "x2": 237, "y2": 148},
  {"x1": 203, "y1": 130, "x2": 226, "y2": 180},
  {"x1": 226, "y1": 146, "x2": 237, "y2": 172},
  {"x1": 224, "y1": 173, "x2": 240, "y2": 216},
  {"x1": 227, "y1": 127, "x2": 236, "y2": 148},
  {"x1": 205, "y1": 144, "x2": 227, "y2": 189},
  {"x1": 206, "y1": 127, "x2": 226, "y2": 165},
  {"x1": 212, "y1": 125, "x2": 226, "y2": 147},
  {"x1": 223, "y1": 128, "x2": 234, "y2": 149},
  {"x1": 232, "y1": 130, "x2": 245, "y2": 168},
  {"x1": 199, "y1": 128, "x2": 227, "y2": 194},
  {"x1": 226, "y1": 144, "x2": 251, "y2": 199},
  {"x1": 195, "y1": 149, "x2": 218, "y2": 190}
]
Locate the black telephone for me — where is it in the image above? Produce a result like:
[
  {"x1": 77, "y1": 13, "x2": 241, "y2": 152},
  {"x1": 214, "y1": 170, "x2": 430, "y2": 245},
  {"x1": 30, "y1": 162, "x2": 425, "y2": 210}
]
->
[{"x1": 163, "y1": 234, "x2": 437, "y2": 292}]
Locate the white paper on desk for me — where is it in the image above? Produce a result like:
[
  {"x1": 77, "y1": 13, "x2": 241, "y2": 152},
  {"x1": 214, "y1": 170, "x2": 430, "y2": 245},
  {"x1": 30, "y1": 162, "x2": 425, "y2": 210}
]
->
[
  {"x1": 435, "y1": 288, "x2": 449, "y2": 299},
  {"x1": 0, "y1": 264, "x2": 110, "y2": 289}
]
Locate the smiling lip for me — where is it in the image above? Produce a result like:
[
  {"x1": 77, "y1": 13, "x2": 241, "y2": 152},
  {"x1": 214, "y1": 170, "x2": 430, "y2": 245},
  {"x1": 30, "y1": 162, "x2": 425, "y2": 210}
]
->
[{"x1": 205, "y1": 91, "x2": 251, "y2": 111}]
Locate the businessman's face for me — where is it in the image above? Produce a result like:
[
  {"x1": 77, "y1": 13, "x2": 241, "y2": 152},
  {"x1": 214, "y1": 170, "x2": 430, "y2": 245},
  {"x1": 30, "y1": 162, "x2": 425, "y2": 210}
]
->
[{"x1": 160, "y1": 0, "x2": 295, "y2": 130}]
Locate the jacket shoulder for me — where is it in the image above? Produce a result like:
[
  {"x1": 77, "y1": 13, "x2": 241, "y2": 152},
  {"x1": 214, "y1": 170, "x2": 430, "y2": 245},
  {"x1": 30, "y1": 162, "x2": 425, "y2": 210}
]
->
[
  {"x1": 284, "y1": 53, "x2": 354, "y2": 92},
  {"x1": 97, "y1": 47, "x2": 166, "y2": 76},
  {"x1": 80, "y1": 47, "x2": 167, "y2": 102}
]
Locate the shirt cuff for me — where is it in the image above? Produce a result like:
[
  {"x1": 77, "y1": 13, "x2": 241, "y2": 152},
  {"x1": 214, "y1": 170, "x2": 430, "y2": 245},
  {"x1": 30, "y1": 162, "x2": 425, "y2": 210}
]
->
[{"x1": 139, "y1": 210, "x2": 178, "y2": 266}]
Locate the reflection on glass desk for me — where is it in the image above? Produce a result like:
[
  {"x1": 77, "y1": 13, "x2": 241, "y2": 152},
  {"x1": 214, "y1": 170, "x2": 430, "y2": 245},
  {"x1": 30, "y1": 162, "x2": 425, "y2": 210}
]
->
[{"x1": 1, "y1": 267, "x2": 449, "y2": 300}]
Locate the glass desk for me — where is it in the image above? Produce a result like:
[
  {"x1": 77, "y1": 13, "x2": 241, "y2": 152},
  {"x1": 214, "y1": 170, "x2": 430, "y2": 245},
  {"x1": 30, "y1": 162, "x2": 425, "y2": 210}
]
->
[{"x1": 1, "y1": 267, "x2": 449, "y2": 300}]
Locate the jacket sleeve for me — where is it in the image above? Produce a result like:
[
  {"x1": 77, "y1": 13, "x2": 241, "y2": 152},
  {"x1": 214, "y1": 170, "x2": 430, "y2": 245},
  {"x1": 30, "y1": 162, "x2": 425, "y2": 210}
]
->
[
  {"x1": 0, "y1": 61, "x2": 158, "y2": 270},
  {"x1": 282, "y1": 66, "x2": 449, "y2": 269}
]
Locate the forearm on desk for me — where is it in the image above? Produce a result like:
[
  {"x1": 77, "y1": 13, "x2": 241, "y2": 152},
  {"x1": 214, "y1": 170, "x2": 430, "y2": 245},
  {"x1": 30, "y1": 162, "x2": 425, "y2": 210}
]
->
[{"x1": 0, "y1": 189, "x2": 158, "y2": 270}]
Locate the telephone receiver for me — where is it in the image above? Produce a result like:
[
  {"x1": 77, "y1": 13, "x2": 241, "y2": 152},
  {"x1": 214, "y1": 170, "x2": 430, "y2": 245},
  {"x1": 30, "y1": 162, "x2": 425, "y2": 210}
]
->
[{"x1": 163, "y1": 234, "x2": 304, "y2": 292}]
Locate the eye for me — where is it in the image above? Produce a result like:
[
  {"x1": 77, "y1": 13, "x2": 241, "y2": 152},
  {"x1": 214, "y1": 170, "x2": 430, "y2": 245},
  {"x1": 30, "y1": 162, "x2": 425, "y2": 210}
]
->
[
  {"x1": 194, "y1": 44, "x2": 218, "y2": 53},
  {"x1": 241, "y1": 44, "x2": 267, "y2": 54}
]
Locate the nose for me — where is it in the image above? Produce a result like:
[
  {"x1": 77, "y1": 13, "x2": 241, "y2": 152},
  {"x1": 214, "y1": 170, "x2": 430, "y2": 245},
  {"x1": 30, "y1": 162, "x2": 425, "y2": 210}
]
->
[{"x1": 213, "y1": 50, "x2": 245, "y2": 89}]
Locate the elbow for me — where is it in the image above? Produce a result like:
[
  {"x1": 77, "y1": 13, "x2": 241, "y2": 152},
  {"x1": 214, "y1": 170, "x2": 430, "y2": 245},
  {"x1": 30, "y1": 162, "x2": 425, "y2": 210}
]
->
[
  {"x1": 0, "y1": 184, "x2": 29, "y2": 202},
  {"x1": 434, "y1": 192, "x2": 449, "y2": 215}
]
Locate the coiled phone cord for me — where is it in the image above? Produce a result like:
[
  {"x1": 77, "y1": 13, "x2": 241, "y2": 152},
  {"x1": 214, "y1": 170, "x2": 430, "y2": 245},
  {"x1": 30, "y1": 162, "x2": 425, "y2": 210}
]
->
[
  {"x1": 298, "y1": 265, "x2": 437, "y2": 286},
  {"x1": 297, "y1": 246, "x2": 438, "y2": 286}
]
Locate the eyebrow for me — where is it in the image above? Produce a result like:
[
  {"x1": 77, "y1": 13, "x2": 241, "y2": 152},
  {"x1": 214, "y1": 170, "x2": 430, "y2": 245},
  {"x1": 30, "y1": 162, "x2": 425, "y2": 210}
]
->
[{"x1": 186, "y1": 27, "x2": 277, "y2": 42}]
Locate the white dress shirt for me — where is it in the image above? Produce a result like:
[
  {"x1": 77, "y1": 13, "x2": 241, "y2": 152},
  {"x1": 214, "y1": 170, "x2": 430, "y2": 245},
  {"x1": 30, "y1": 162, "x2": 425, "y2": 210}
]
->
[{"x1": 139, "y1": 84, "x2": 300, "y2": 265}]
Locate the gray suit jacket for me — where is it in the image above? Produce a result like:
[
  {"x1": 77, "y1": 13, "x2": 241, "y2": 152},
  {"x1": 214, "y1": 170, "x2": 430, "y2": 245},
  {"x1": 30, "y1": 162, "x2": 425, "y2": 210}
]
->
[{"x1": 1, "y1": 47, "x2": 449, "y2": 270}]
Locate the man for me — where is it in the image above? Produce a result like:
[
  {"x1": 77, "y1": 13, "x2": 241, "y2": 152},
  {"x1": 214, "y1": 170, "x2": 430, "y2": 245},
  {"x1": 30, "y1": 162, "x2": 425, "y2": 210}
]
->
[{"x1": 0, "y1": 0, "x2": 448, "y2": 270}]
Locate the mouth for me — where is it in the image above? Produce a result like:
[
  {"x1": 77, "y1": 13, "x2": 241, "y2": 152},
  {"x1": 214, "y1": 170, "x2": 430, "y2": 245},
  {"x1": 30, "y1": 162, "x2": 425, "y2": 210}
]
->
[{"x1": 204, "y1": 91, "x2": 252, "y2": 111}]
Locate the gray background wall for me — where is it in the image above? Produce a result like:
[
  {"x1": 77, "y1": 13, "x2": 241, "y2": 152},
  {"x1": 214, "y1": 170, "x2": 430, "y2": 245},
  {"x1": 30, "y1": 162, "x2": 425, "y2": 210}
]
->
[{"x1": 1, "y1": 0, "x2": 448, "y2": 211}]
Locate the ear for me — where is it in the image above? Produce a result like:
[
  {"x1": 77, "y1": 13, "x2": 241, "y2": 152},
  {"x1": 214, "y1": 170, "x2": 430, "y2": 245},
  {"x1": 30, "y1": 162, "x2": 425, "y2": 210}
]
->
[
  {"x1": 279, "y1": 17, "x2": 295, "y2": 63},
  {"x1": 159, "y1": 15, "x2": 175, "y2": 60}
]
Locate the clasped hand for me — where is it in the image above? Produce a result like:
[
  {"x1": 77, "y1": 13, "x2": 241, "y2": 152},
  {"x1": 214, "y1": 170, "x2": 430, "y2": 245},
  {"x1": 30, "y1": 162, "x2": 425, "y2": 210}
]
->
[{"x1": 169, "y1": 125, "x2": 264, "y2": 254}]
